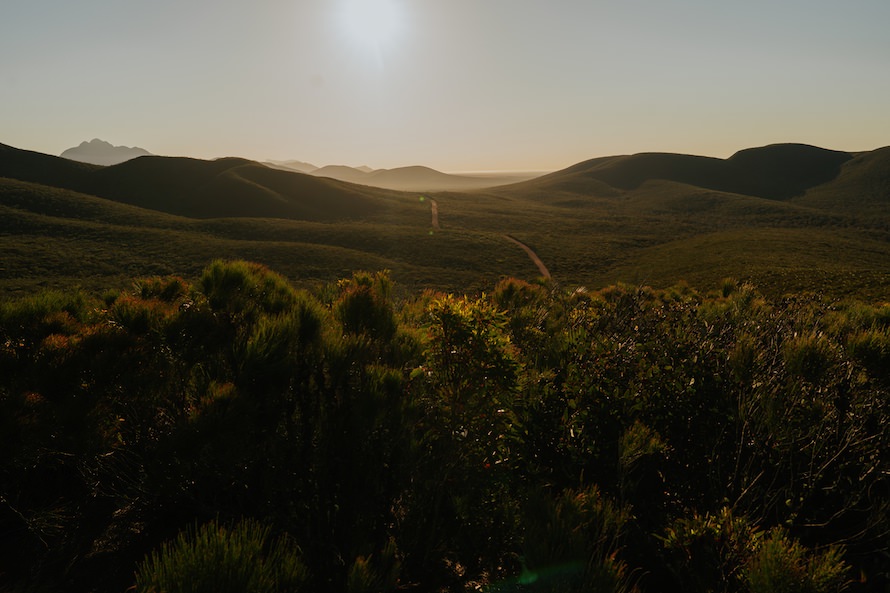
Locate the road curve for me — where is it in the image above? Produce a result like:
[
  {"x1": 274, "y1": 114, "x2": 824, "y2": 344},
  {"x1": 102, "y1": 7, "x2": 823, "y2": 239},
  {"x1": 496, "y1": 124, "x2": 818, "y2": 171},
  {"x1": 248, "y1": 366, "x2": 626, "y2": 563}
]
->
[
  {"x1": 503, "y1": 234, "x2": 551, "y2": 279},
  {"x1": 425, "y1": 198, "x2": 551, "y2": 279}
]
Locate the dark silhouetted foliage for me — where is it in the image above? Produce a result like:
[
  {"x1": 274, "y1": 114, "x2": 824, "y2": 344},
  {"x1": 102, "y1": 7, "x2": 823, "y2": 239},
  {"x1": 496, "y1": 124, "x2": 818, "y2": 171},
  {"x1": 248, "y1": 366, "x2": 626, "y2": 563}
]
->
[{"x1": 0, "y1": 262, "x2": 887, "y2": 592}]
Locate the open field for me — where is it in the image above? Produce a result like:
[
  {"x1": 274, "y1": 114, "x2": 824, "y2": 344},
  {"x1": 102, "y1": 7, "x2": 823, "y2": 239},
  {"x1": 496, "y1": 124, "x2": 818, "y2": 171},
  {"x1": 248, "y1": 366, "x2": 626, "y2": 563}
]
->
[{"x1": 2, "y1": 142, "x2": 889, "y2": 300}]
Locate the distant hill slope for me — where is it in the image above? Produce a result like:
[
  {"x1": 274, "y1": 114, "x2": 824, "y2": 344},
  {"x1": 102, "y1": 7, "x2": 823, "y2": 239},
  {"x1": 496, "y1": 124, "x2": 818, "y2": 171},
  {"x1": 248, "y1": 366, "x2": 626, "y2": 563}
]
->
[
  {"x1": 0, "y1": 144, "x2": 416, "y2": 223},
  {"x1": 4, "y1": 141, "x2": 890, "y2": 300},
  {"x1": 311, "y1": 165, "x2": 370, "y2": 184},
  {"x1": 794, "y1": 146, "x2": 890, "y2": 215},
  {"x1": 311, "y1": 163, "x2": 538, "y2": 191},
  {"x1": 61, "y1": 138, "x2": 152, "y2": 166},
  {"x1": 0, "y1": 172, "x2": 531, "y2": 296},
  {"x1": 509, "y1": 144, "x2": 853, "y2": 200},
  {"x1": 0, "y1": 142, "x2": 100, "y2": 187},
  {"x1": 263, "y1": 159, "x2": 318, "y2": 174}
]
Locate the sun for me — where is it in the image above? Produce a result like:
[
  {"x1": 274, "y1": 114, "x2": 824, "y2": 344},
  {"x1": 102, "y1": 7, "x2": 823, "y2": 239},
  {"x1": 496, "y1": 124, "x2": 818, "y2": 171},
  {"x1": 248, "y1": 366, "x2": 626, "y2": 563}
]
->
[{"x1": 339, "y1": 0, "x2": 403, "y2": 55}]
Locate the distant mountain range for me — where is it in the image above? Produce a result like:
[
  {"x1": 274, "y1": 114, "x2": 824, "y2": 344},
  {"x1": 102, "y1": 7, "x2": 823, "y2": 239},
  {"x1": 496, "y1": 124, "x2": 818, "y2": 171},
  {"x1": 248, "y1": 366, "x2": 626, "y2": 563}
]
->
[
  {"x1": 60, "y1": 139, "x2": 153, "y2": 166},
  {"x1": 266, "y1": 161, "x2": 541, "y2": 191},
  {"x1": 60, "y1": 140, "x2": 540, "y2": 191}
]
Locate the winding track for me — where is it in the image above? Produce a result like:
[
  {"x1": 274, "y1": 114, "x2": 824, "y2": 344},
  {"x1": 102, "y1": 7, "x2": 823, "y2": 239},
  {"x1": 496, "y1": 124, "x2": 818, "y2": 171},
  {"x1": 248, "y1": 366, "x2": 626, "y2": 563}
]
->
[
  {"x1": 427, "y1": 197, "x2": 551, "y2": 279},
  {"x1": 503, "y1": 235, "x2": 552, "y2": 279}
]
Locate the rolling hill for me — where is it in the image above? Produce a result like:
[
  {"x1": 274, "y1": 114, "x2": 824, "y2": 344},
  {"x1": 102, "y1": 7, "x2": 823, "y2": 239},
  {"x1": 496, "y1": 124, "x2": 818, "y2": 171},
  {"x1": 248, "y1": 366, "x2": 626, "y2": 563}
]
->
[
  {"x1": 793, "y1": 146, "x2": 890, "y2": 216},
  {"x1": 311, "y1": 163, "x2": 541, "y2": 191},
  {"x1": 263, "y1": 159, "x2": 318, "y2": 174},
  {"x1": 506, "y1": 143, "x2": 853, "y2": 200},
  {"x1": 2, "y1": 141, "x2": 889, "y2": 299}
]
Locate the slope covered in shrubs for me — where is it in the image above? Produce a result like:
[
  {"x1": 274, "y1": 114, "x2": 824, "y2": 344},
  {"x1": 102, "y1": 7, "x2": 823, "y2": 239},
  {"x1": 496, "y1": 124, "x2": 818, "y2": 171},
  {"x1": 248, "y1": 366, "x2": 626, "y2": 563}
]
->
[{"x1": 1, "y1": 262, "x2": 888, "y2": 592}]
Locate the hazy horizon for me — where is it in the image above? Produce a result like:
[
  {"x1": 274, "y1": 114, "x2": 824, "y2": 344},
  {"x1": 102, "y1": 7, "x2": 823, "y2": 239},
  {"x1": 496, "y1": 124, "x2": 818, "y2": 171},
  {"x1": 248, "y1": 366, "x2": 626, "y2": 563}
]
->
[{"x1": 3, "y1": 0, "x2": 889, "y2": 171}]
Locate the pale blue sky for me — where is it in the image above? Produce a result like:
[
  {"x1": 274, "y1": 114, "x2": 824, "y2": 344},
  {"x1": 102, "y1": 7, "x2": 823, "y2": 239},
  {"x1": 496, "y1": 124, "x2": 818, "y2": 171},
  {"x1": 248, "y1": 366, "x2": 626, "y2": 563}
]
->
[{"x1": 2, "y1": 0, "x2": 889, "y2": 170}]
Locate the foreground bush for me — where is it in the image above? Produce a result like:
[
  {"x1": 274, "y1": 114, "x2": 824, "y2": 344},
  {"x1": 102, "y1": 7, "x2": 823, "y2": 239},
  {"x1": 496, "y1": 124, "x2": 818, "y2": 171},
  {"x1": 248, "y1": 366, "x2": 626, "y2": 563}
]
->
[
  {"x1": 134, "y1": 518, "x2": 308, "y2": 593},
  {"x1": 0, "y1": 262, "x2": 887, "y2": 592}
]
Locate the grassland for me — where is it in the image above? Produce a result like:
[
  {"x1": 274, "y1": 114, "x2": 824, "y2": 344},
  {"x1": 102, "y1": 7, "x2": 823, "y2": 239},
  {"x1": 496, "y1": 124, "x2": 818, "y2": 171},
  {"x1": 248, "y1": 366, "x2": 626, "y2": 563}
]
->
[{"x1": 1, "y1": 141, "x2": 889, "y2": 299}]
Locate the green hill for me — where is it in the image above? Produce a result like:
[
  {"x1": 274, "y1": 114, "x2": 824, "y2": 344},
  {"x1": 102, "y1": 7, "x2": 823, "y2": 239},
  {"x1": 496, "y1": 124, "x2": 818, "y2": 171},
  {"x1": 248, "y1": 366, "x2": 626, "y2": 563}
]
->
[
  {"x1": 793, "y1": 146, "x2": 890, "y2": 217},
  {"x1": 0, "y1": 142, "x2": 99, "y2": 187},
  {"x1": 510, "y1": 143, "x2": 852, "y2": 200},
  {"x1": 2, "y1": 141, "x2": 889, "y2": 299},
  {"x1": 0, "y1": 172, "x2": 534, "y2": 296},
  {"x1": 83, "y1": 155, "x2": 417, "y2": 222}
]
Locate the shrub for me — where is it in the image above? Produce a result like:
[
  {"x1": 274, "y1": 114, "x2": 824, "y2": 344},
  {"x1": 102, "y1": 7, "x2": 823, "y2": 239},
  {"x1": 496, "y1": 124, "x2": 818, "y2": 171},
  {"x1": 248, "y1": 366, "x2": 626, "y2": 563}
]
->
[
  {"x1": 846, "y1": 328, "x2": 890, "y2": 380},
  {"x1": 335, "y1": 271, "x2": 397, "y2": 342},
  {"x1": 134, "y1": 518, "x2": 308, "y2": 593},
  {"x1": 347, "y1": 538, "x2": 402, "y2": 593},
  {"x1": 783, "y1": 333, "x2": 837, "y2": 383},
  {"x1": 743, "y1": 529, "x2": 848, "y2": 593},
  {"x1": 134, "y1": 275, "x2": 189, "y2": 303},
  {"x1": 200, "y1": 260, "x2": 298, "y2": 322},
  {"x1": 661, "y1": 508, "x2": 756, "y2": 593},
  {"x1": 520, "y1": 486, "x2": 634, "y2": 593}
]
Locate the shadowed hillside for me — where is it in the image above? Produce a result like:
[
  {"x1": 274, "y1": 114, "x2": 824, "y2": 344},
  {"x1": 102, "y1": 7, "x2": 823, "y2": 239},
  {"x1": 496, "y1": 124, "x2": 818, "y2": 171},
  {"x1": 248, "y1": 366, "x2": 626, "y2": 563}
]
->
[
  {"x1": 0, "y1": 162, "x2": 536, "y2": 295},
  {"x1": 0, "y1": 144, "x2": 420, "y2": 223},
  {"x1": 83, "y1": 157, "x2": 409, "y2": 222},
  {"x1": 3, "y1": 141, "x2": 890, "y2": 299},
  {"x1": 0, "y1": 142, "x2": 99, "y2": 187},
  {"x1": 794, "y1": 146, "x2": 890, "y2": 217},
  {"x1": 508, "y1": 144, "x2": 852, "y2": 200}
]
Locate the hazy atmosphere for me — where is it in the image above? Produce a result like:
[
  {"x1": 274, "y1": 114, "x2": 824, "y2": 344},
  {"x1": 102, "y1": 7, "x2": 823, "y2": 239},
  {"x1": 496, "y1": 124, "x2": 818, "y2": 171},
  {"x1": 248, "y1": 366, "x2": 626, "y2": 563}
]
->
[{"x1": 3, "y1": 0, "x2": 890, "y2": 170}]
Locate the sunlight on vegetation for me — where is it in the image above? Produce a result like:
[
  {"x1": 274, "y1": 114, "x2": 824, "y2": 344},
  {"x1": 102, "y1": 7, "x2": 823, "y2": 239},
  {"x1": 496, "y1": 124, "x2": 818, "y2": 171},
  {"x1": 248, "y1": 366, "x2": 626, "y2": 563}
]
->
[{"x1": 0, "y1": 261, "x2": 887, "y2": 592}]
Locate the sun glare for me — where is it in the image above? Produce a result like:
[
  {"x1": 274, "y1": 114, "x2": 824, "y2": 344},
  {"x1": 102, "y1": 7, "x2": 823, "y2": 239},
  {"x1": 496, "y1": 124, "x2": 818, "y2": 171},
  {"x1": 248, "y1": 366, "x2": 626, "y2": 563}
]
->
[{"x1": 339, "y1": 0, "x2": 402, "y2": 57}]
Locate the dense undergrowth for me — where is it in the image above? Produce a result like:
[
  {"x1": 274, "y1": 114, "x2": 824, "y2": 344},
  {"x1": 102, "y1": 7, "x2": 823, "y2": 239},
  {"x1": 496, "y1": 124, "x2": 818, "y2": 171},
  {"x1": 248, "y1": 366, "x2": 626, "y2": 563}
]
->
[{"x1": 1, "y1": 261, "x2": 888, "y2": 592}]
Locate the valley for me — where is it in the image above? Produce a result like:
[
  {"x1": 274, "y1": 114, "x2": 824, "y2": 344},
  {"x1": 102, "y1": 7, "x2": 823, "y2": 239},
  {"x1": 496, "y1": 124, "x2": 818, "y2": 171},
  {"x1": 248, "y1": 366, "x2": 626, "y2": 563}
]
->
[{"x1": 2, "y1": 141, "x2": 889, "y2": 299}]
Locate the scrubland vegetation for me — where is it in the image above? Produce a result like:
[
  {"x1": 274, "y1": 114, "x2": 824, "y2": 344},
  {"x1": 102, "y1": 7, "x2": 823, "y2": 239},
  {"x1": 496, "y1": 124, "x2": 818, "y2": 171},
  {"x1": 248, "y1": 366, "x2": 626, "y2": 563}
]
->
[{"x1": 2, "y1": 260, "x2": 888, "y2": 592}]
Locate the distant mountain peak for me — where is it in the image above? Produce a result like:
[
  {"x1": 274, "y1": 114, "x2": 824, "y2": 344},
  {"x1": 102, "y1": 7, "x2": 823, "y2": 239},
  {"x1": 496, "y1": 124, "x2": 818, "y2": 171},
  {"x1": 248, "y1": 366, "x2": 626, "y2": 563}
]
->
[
  {"x1": 61, "y1": 139, "x2": 152, "y2": 166},
  {"x1": 82, "y1": 138, "x2": 112, "y2": 147}
]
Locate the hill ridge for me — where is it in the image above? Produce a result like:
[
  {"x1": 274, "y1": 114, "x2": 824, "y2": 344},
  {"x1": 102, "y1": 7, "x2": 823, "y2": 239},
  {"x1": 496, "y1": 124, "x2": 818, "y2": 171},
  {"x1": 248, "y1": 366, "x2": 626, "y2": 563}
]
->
[{"x1": 511, "y1": 143, "x2": 854, "y2": 200}]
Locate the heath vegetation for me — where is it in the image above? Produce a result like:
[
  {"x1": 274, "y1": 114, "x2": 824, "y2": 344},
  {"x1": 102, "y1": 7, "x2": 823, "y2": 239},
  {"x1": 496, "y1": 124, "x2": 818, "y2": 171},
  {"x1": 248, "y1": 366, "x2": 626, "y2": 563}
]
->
[{"x1": 1, "y1": 261, "x2": 887, "y2": 592}]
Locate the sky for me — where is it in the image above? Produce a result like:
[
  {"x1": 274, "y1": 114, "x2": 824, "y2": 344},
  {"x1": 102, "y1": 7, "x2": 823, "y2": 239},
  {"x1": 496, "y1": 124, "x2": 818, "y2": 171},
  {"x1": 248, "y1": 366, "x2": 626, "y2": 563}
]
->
[{"x1": 2, "y1": 0, "x2": 889, "y2": 172}]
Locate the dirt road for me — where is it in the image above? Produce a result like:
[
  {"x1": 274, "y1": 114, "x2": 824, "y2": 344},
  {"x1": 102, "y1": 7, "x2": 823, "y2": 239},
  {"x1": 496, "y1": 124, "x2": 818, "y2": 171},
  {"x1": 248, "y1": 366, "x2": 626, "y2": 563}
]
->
[
  {"x1": 429, "y1": 198, "x2": 440, "y2": 229},
  {"x1": 427, "y1": 198, "x2": 550, "y2": 279},
  {"x1": 503, "y1": 234, "x2": 551, "y2": 279}
]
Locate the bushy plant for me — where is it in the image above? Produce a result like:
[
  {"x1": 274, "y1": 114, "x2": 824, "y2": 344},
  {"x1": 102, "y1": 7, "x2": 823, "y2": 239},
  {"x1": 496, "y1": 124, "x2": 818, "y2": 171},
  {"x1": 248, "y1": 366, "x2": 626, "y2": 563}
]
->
[
  {"x1": 134, "y1": 518, "x2": 308, "y2": 593},
  {"x1": 661, "y1": 507, "x2": 757, "y2": 593},
  {"x1": 347, "y1": 538, "x2": 402, "y2": 593},
  {"x1": 519, "y1": 485, "x2": 635, "y2": 593},
  {"x1": 783, "y1": 332, "x2": 837, "y2": 383},
  {"x1": 335, "y1": 270, "x2": 397, "y2": 343},
  {"x1": 743, "y1": 529, "x2": 848, "y2": 593},
  {"x1": 200, "y1": 259, "x2": 298, "y2": 323},
  {"x1": 846, "y1": 328, "x2": 890, "y2": 380}
]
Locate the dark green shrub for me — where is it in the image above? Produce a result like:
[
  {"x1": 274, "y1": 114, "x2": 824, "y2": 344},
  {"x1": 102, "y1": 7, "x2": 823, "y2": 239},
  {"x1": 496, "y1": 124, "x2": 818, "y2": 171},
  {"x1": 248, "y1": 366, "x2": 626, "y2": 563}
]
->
[
  {"x1": 110, "y1": 295, "x2": 176, "y2": 335},
  {"x1": 519, "y1": 486, "x2": 634, "y2": 593},
  {"x1": 134, "y1": 275, "x2": 189, "y2": 302},
  {"x1": 0, "y1": 289, "x2": 92, "y2": 343},
  {"x1": 134, "y1": 518, "x2": 308, "y2": 593},
  {"x1": 661, "y1": 508, "x2": 756, "y2": 593},
  {"x1": 743, "y1": 529, "x2": 848, "y2": 593},
  {"x1": 200, "y1": 260, "x2": 298, "y2": 322},
  {"x1": 335, "y1": 271, "x2": 397, "y2": 343},
  {"x1": 783, "y1": 332, "x2": 837, "y2": 383},
  {"x1": 347, "y1": 538, "x2": 402, "y2": 593},
  {"x1": 846, "y1": 328, "x2": 890, "y2": 380}
]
